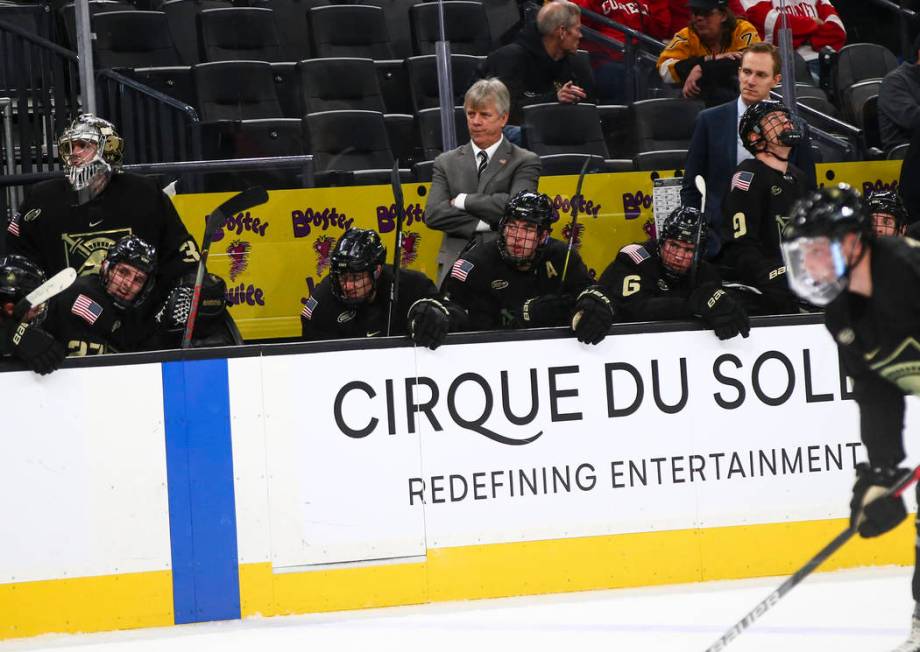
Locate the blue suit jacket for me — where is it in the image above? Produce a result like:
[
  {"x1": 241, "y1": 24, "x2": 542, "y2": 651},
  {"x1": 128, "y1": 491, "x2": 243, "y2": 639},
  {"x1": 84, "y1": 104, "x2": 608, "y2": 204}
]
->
[{"x1": 681, "y1": 99, "x2": 817, "y2": 256}]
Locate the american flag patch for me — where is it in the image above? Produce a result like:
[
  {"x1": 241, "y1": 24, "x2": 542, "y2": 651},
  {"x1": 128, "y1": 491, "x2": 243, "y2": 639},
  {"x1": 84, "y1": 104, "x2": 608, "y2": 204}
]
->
[
  {"x1": 731, "y1": 170, "x2": 754, "y2": 192},
  {"x1": 6, "y1": 214, "x2": 20, "y2": 236},
  {"x1": 71, "y1": 294, "x2": 103, "y2": 325},
  {"x1": 451, "y1": 258, "x2": 474, "y2": 282},
  {"x1": 301, "y1": 296, "x2": 318, "y2": 319},
  {"x1": 621, "y1": 244, "x2": 650, "y2": 265}
]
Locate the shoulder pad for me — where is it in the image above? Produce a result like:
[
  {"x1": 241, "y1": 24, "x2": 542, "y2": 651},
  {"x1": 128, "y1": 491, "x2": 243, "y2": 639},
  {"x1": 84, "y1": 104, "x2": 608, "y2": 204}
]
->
[{"x1": 619, "y1": 243, "x2": 651, "y2": 265}]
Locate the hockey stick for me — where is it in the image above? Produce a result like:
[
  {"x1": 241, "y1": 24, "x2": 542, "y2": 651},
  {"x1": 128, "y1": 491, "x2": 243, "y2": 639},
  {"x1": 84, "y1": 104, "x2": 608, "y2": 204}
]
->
[
  {"x1": 386, "y1": 159, "x2": 406, "y2": 337},
  {"x1": 705, "y1": 464, "x2": 920, "y2": 652},
  {"x1": 12, "y1": 267, "x2": 77, "y2": 321},
  {"x1": 690, "y1": 175, "x2": 707, "y2": 287},
  {"x1": 561, "y1": 155, "x2": 592, "y2": 283},
  {"x1": 181, "y1": 186, "x2": 269, "y2": 349}
]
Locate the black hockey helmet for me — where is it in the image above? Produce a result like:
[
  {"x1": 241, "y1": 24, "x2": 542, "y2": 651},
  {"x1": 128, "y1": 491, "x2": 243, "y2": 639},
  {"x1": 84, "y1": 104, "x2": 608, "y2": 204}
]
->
[
  {"x1": 739, "y1": 100, "x2": 803, "y2": 155},
  {"x1": 780, "y1": 184, "x2": 869, "y2": 306},
  {"x1": 866, "y1": 189, "x2": 908, "y2": 236},
  {"x1": 658, "y1": 206, "x2": 706, "y2": 279},
  {"x1": 0, "y1": 255, "x2": 46, "y2": 323},
  {"x1": 497, "y1": 190, "x2": 555, "y2": 266},
  {"x1": 100, "y1": 234, "x2": 157, "y2": 309},
  {"x1": 330, "y1": 228, "x2": 386, "y2": 304}
]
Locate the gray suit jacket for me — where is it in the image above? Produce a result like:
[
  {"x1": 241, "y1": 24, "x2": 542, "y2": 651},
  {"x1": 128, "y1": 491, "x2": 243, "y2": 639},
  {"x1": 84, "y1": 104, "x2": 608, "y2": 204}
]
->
[{"x1": 425, "y1": 139, "x2": 541, "y2": 281}]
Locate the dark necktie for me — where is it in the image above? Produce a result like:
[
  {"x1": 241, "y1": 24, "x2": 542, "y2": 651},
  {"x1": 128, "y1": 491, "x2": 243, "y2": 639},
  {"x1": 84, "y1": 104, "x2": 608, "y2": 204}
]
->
[{"x1": 477, "y1": 150, "x2": 488, "y2": 178}]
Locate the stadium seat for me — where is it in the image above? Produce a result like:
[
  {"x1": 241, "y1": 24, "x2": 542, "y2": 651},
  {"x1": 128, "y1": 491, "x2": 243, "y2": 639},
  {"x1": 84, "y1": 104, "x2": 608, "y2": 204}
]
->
[
  {"x1": 266, "y1": 0, "x2": 329, "y2": 61},
  {"x1": 305, "y1": 109, "x2": 403, "y2": 185},
  {"x1": 410, "y1": 2, "x2": 492, "y2": 56},
  {"x1": 376, "y1": 59, "x2": 413, "y2": 114},
  {"x1": 477, "y1": 0, "x2": 521, "y2": 46},
  {"x1": 860, "y1": 94, "x2": 882, "y2": 152},
  {"x1": 270, "y1": 61, "x2": 302, "y2": 120},
  {"x1": 197, "y1": 7, "x2": 285, "y2": 63},
  {"x1": 308, "y1": 5, "x2": 394, "y2": 59},
  {"x1": 161, "y1": 0, "x2": 232, "y2": 65},
  {"x1": 298, "y1": 58, "x2": 387, "y2": 114},
  {"x1": 193, "y1": 60, "x2": 283, "y2": 121},
  {"x1": 537, "y1": 153, "x2": 609, "y2": 175},
  {"x1": 58, "y1": 0, "x2": 130, "y2": 50},
  {"x1": 0, "y1": 3, "x2": 54, "y2": 92},
  {"x1": 358, "y1": 0, "x2": 417, "y2": 59},
  {"x1": 405, "y1": 54, "x2": 484, "y2": 113},
  {"x1": 844, "y1": 79, "x2": 882, "y2": 126},
  {"x1": 830, "y1": 43, "x2": 897, "y2": 107},
  {"x1": 634, "y1": 149, "x2": 687, "y2": 171},
  {"x1": 793, "y1": 51, "x2": 816, "y2": 86},
  {"x1": 888, "y1": 143, "x2": 909, "y2": 160},
  {"x1": 92, "y1": 11, "x2": 182, "y2": 69},
  {"x1": 598, "y1": 104, "x2": 634, "y2": 158},
  {"x1": 631, "y1": 97, "x2": 702, "y2": 152},
  {"x1": 416, "y1": 106, "x2": 469, "y2": 159},
  {"x1": 522, "y1": 103, "x2": 626, "y2": 173},
  {"x1": 125, "y1": 66, "x2": 196, "y2": 106}
]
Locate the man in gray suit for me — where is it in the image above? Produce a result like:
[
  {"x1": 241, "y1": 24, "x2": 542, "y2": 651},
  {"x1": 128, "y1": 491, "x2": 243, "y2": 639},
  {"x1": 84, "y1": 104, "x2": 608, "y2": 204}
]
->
[{"x1": 425, "y1": 78, "x2": 542, "y2": 283}]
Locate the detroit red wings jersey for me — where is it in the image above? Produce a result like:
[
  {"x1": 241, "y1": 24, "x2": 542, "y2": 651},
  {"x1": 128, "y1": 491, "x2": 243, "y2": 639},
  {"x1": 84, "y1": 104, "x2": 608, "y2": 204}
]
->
[
  {"x1": 573, "y1": 0, "x2": 670, "y2": 62},
  {"x1": 741, "y1": 0, "x2": 846, "y2": 54}
]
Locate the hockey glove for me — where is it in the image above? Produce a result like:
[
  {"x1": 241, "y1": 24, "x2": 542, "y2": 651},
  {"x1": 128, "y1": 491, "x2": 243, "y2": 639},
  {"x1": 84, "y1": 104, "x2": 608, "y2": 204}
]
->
[
  {"x1": 156, "y1": 273, "x2": 228, "y2": 332},
  {"x1": 689, "y1": 285, "x2": 750, "y2": 340},
  {"x1": 521, "y1": 294, "x2": 573, "y2": 327},
  {"x1": 408, "y1": 297, "x2": 451, "y2": 350},
  {"x1": 11, "y1": 322, "x2": 65, "y2": 375},
  {"x1": 850, "y1": 462, "x2": 909, "y2": 538},
  {"x1": 571, "y1": 287, "x2": 615, "y2": 345}
]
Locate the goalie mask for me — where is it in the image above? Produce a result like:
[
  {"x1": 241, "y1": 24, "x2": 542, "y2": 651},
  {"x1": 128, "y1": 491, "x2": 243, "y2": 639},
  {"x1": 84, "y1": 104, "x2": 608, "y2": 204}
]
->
[
  {"x1": 866, "y1": 189, "x2": 908, "y2": 237},
  {"x1": 100, "y1": 235, "x2": 157, "y2": 310},
  {"x1": 739, "y1": 100, "x2": 804, "y2": 156},
  {"x1": 0, "y1": 255, "x2": 47, "y2": 324},
  {"x1": 330, "y1": 228, "x2": 386, "y2": 305},
  {"x1": 780, "y1": 184, "x2": 870, "y2": 306},
  {"x1": 658, "y1": 206, "x2": 706, "y2": 281},
  {"x1": 58, "y1": 114, "x2": 124, "y2": 205},
  {"x1": 497, "y1": 190, "x2": 555, "y2": 267}
]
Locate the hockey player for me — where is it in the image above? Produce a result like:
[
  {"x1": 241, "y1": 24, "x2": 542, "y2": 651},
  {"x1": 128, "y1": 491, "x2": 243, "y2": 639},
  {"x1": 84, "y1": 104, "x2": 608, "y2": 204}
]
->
[
  {"x1": 5, "y1": 114, "x2": 200, "y2": 303},
  {"x1": 300, "y1": 228, "x2": 464, "y2": 349},
  {"x1": 720, "y1": 99, "x2": 810, "y2": 313},
  {"x1": 43, "y1": 235, "x2": 160, "y2": 356},
  {"x1": 441, "y1": 190, "x2": 615, "y2": 345},
  {"x1": 599, "y1": 206, "x2": 749, "y2": 339},
  {"x1": 780, "y1": 183, "x2": 920, "y2": 652},
  {"x1": 867, "y1": 189, "x2": 909, "y2": 238},
  {"x1": 0, "y1": 255, "x2": 65, "y2": 374}
]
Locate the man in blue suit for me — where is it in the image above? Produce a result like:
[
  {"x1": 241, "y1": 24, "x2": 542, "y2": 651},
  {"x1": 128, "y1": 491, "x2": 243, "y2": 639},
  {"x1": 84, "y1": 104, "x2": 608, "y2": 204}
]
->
[{"x1": 682, "y1": 42, "x2": 816, "y2": 257}]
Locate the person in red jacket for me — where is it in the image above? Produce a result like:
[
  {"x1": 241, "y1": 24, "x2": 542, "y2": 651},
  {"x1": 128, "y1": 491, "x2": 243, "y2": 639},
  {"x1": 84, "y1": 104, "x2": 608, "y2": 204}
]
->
[
  {"x1": 572, "y1": 0, "x2": 670, "y2": 101},
  {"x1": 740, "y1": 0, "x2": 846, "y2": 78},
  {"x1": 667, "y1": 0, "x2": 747, "y2": 37}
]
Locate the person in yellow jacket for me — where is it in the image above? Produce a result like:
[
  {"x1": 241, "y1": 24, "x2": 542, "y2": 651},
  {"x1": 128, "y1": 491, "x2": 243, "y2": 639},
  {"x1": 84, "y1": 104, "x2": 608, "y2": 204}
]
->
[{"x1": 657, "y1": 0, "x2": 761, "y2": 106}]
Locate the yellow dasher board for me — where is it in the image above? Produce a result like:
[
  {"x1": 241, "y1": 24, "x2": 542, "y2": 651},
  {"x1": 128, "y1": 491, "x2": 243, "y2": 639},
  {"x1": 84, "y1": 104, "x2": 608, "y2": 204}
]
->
[{"x1": 172, "y1": 161, "x2": 902, "y2": 341}]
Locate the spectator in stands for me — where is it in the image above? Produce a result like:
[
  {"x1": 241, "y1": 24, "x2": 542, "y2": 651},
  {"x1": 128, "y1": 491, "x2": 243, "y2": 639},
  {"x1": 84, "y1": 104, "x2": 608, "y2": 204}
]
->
[
  {"x1": 741, "y1": 0, "x2": 846, "y2": 79},
  {"x1": 682, "y1": 42, "x2": 816, "y2": 256},
  {"x1": 658, "y1": 0, "x2": 761, "y2": 106},
  {"x1": 572, "y1": 0, "x2": 670, "y2": 103},
  {"x1": 478, "y1": 0, "x2": 596, "y2": 137},
  {"x1": 667, "y1": 0, "x2": 747, "y2": 38},
  {"x1": 441, "y1": 190, "x2": 615, "y2": 345},
  {"x1": 878, "y1": 34, "x2": 920, "y2": 152},
  {"x1": 425, "y1": 78, "x2": 541, "y2": 284},
  {"x1": 901, "y1": 123, "x2": 920, "y2": 228},
  {"x1": 719, "y1": 99, "x2": 810, "y2": 314}
]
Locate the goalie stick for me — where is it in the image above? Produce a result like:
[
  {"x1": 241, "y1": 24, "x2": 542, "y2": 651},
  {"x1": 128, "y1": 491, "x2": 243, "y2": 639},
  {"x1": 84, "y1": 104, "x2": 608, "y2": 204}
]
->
[
  {"x1": 12, "y1": 267, "x2": 77, "y2": 321},
  {"x1": 181, "y1": 186, "x2": 269, "y2": 349},
  {"x1": 705, "y1": 464, "x2": 920, "y2": 652}
]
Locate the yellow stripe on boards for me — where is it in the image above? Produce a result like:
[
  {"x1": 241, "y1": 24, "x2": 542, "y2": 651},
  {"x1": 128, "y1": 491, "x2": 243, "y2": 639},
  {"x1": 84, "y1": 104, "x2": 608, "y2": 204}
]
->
[
  {"x1": 0, "y1": 571, "x2": 173, "y2": 640},
  {"x1": 240, "y1": 517, "x2": 915, "y2": 617}
]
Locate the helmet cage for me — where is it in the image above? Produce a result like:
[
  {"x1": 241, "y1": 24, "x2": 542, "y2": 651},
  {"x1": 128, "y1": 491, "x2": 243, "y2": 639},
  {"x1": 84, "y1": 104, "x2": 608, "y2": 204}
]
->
[
  {"x1": 658, "y1": 206, "x2": 706, "y2": 280},
  {"x1": 329, "y1": 229, "x2": 386, "y2": 305},
  {"x1": 739, "y1": 100, "x2": 804, "y2": 155},
  {"x1": 867, "y1": 190, "x2": 908, "y2": 236},
  {"x1": 100, "y1": 235, "x2": 157, "y2": 310},
  {"x1": 497, "y1": 191, "x2": 555, "y2": 266},
  {"x1": 0, "y1": 255, "x2": 47, "y2": 324},
  {"x1": 58, "y1": 114, "x2": 123, "y2": 202}
]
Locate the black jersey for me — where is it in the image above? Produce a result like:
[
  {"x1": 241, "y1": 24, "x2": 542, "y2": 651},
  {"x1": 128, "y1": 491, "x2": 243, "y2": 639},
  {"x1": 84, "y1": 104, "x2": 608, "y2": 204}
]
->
[
  {"x1": 825, "y1": 237, "x2": 920, "y2": 467},
  {"x1": 720, "y1": 158, "x2": 809, "y2": 281},
  {"x1": 300, "y1": 266, "x2": 438, "y2": 340},
  {"x1": 598, "y1": 240, "x2": 723, "y2": 321},
  {"x1": 6, "y1": 173, "x2": 199, "y2": 304},
  {"x1": 441, "y1": 236, "x2": 594, "y2": 331},
  {"x1": 43, "y1": 276, "x2": 155, "y2": 356}
]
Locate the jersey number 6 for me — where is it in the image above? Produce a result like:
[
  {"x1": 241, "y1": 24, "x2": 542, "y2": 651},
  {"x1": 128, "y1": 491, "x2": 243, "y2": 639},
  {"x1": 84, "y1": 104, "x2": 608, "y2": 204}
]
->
[{"x1": 622, "y1": 275, "x2": 641, "y2": 297}]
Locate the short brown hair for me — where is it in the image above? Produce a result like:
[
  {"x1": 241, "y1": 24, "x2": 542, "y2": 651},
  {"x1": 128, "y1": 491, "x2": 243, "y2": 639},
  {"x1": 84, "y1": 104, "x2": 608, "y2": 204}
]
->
[{"x1": 744, "y1": 42, "x2": 782, "y2": 75}]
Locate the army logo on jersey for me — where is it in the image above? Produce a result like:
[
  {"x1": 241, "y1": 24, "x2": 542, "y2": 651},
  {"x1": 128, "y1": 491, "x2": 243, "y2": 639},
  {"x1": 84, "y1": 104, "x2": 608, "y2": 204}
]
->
[
  {"x1": 23, "y1": 208, "x2": 41, "y2": 222},
  {"x1": 61, "y1": 227, "x2": 131, "y2": 276},
  {"x1": 491, "y1": 279, "x2": 509, "y2": 290},
  {"x1": 337, "y1": 310, "x2": 356, "y2": 324}
]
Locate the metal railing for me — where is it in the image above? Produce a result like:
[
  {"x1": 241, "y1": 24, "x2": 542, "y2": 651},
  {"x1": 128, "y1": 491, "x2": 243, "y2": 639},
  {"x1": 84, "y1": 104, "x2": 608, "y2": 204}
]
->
[{"x1": 865, "y1": 0, "x2": 919, "y2": 61}]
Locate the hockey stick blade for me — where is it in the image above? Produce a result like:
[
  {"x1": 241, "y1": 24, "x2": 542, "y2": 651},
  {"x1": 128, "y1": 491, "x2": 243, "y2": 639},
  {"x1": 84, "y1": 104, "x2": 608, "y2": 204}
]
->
[
  {"x1": 12, "y1": 267, "x2": 77, "y2": 321},
  {"x1": 203, "y1": 186, "x2": 269, "y2": 244},
  {"x1": 705, "y1": 464, "x2": 920, "y2": 652},
  {"x1": 695, "y1": 174, "x2": 706, "y2": 215}
]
